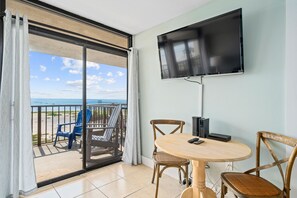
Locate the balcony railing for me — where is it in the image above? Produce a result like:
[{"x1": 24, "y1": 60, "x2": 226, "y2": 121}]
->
[{"x1": 31, "y1": 104, "x2": 127, "y2": 147}]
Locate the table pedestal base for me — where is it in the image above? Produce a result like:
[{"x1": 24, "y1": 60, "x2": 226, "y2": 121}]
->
[
  {"x1": 181, "y1": 187, "x2": 216, "y2": 198},
  {"x1": 180, "y1": 160, "x2": 216, "y2": 198}
]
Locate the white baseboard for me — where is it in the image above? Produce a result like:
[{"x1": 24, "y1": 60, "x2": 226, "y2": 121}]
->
[{"x1": 141, "y1": 155, "x2": 180, "y2": 180}]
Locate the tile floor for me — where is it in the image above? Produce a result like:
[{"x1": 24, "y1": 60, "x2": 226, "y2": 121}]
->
[
  {"x1": 26, "y1": 162, "x2": 186, "y2": 198},
  {"x1": 34, "y1": 141, "x2": 113, "y2": 183}
]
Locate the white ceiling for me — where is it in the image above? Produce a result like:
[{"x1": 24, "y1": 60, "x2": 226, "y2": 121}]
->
[{"x1": 40, "y1": 0, "x2": 212, "y2": 35}]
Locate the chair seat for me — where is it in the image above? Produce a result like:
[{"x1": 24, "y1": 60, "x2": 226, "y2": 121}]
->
[
  {"x1": 153, "y1": 151, "x2": 189, "y2": 165},
  {"x1": 92, "y1": 135, "x2": 107, "y2": 141},
  {"x1": 221, "y1": 172, "x2": 282, "y2": 197},
  {"x1": 56, "y1": 131, "x2": 71, "y2": 137}
]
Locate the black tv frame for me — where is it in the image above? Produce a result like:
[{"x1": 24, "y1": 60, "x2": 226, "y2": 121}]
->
[{"x1": 157, "y1": 8, "x2": 244, "y2": 79}]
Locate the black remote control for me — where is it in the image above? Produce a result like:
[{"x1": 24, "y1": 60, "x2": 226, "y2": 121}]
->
[
  {"x1": 188, "y1": 138, "x2": 199, "y2": 143},
  {"x1": 193, "y1": 140, "x2": 204, "y2": 145}
]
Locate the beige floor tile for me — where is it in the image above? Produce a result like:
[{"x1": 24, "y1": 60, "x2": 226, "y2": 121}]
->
[
  {"x1": 126, "y1": 183, "x2": 183, "y2": 198},
  {"x1": 75, "y1": 189, "x2": 107, "y2": 198},
  {"x1": 99, "y1": 178, "x2": 145, "y2": 198},
  {"x1": 26, "y1": 185, "x2": 59, "y2": 198},
  {"x1": 123, "y1": 166, "x2": 153, "y2": 187},
  {"x1": 85, "y1": 171, "x2": 121, "y2": 187},
  {"x1": 81, "y1": 165, "x2": 113, "y2": 177},
  {"x1": 53, "y1": 177, "x2": 96, "y2": 198},
  {"x1": 28, "y1": 162, "x2": 187, "y2": 198},
  {"x1": 107, "y1": 162, "x2": 143, "y2": 177},
  {"x1": 126, "y1": 174, "x2": 186, "y2": 198}
]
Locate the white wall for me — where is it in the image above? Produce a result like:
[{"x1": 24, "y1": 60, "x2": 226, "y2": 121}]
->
[
  {"x1": 285, "y1": 0, "x2": 297, "y2": 196},
  {"x1": 135, "y1": 0, "x2": 287, "y2": 191}
]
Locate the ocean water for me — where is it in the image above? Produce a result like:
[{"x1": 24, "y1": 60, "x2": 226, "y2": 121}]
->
[{"x1": 31, "y1": 98, "x2": 127, "y2": 106}]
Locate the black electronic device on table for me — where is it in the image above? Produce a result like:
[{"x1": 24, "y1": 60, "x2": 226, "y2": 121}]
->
[
  {"x1": 192, "y1": 117, "x2": 209, "y2": 138},
  {"x1": 188, "y1": 137, "x2": 205, "y2": 145},
  {"x1": 207, "y1": 133, "x2": 231, "y2": 142}
]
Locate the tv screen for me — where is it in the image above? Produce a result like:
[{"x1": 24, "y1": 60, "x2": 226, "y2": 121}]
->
[{"x1": 157, "y1": 9, "x2": 243, "y2": 79}]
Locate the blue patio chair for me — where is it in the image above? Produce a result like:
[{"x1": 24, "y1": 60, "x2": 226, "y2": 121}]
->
[{"x1": 53, "y1": 109, "x2": 92, "y2": 149}]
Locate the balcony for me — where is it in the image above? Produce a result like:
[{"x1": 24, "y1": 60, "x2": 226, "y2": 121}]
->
[{"x1": 31, "y1": 103, "x2": 127, "y2": 183}]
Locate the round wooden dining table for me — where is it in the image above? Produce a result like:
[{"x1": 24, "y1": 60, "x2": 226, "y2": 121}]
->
[{"x1": 155, "y1": 133, "x2": 252, "y2": 198}]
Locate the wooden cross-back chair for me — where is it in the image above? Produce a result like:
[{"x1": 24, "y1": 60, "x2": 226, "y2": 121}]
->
[
  {"x1": 150, "y1": 119, "x2": 190, "y2": 198},
  {"x1": 221, "y1": 131, "x2": 297, "y2": 198}
]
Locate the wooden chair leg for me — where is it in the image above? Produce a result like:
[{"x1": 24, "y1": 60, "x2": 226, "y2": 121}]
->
[
  {"x1": 221, "y1": 180, "x2": 227, "y2": 198},
  {"x1": 155, "y1": 165, "x2": 160, "y2": 198},
  {"x1": 151, "y1": 164, "x2": 156, "y2": 184},
  {"x1": 185, "y1": 165, "x2": 189, "y2": 187},
  {"x1": 178, "y1": 168, "x2": 182, "y2": 184}
]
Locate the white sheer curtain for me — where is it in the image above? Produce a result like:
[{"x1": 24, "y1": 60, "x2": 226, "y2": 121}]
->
[
  {"x1": 0, "y1": 11, "x2": 37, "y2": 197},
  {"x1": 122, "y1": 48, "x2": 142, "y2": 165}
]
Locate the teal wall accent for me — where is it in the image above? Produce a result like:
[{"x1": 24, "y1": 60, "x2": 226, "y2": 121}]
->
[{"x1": 135, "y1": 0, "x2": 285, "y2": 186}]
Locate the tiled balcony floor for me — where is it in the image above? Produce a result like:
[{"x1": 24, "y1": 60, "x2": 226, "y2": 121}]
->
[
  {"x1": 26, "y1": 162, "x2": 186, "y2": 198},
  {"x1": 34, "y1": 141, "x2": 82, "y2": 183},
  {"x1": 33, "y1": 141, "x2": 111, "y2": 183}
]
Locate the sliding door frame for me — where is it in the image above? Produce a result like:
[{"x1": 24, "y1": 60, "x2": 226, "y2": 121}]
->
[
  {"x1": 30, "y1": 25, "x2": 129, "y2": 187},
  {"x1": 0, "y1": 0, "x2": 5, "y2": 91},
  {"x1": 1, "y1": 0, "x2": 131, "y2": 187},
  {"x1": 21, "y1": 0, "x2": 132, "y2": 38}
]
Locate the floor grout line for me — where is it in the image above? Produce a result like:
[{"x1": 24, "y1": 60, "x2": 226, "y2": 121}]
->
[
  {"x1": 122, "y1": 185, "x2": 149, "y2": 198},
  {"x1": 52, "y1": 185, "x2": 62, "y2": 198}
]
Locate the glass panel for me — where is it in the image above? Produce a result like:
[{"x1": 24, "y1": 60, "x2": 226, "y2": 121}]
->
[
  {"x1": 29, "y1": 34, "x2": 83, "y2": 183},
  {"x1": 86, "y1": 48, "x2": 127, "y2": 168}
]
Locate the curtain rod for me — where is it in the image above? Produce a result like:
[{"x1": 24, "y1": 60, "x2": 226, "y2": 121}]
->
[{"x1": 0, "y1": 12, "x2": 131, "y2": 52}]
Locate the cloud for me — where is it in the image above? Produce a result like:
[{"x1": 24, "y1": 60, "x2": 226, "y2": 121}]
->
[
  {"x1": 87, "y1": 88, "x2": 126, "y2": 100},
  {"x1": 106, "y1": 78, "x2": 116, "y2": 84},
  {"x1": 66, "y1": 80, "x2": 82, "y2": 87},
  {"x1": 30, "y1": 75, "x2": 38, "y2": 79},
  {"x1": 87, "y1": 62, "x2": 100, "y2": 70},
  {"x1": 117, "y1": 71, "x2": 124, "y2": 77},
  {"x1": 61, "y1": 58, "x2": 100, "y2": 72},
  {"x1": 40, "y1": 65, "x2": 47, "y2": 72},
  {"x1": 31, "y1": 91, "x2": 56, "y2": 98},
  {"x1": 87, "y1": 75, "x2": 103, "y2": 82},
  {"x1": 69, "y1": 69, "x2": 81, "y2": 74},
  {"x1": 61, "y1": 89, "x2": 80, "y2": 92},
  {"x1": 107, "y1": 72, "x2": 113, "y2": 77},
  {"x1": 66, "y1": 75, "x2": 103, "y2": 89},
  {"x1": 43, "y1": 77, "x2": 60, "y2": 81},
  {"x1": 51, "y1": 56, "x2": 56, "y2": 62}
]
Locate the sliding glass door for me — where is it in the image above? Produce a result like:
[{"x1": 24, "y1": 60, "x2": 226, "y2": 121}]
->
[
  {"x1": 85, "y1": 48, "x2": 127, "y2": 169},
  {"x1": 29, "y1": 34, "x2": 84, "y2": 183},
  {"x1": 29, "y1": 27, "x2": 128, "y2": 185}
]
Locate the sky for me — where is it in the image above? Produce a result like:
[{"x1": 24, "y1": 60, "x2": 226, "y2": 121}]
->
[{"x1": 30, "y1": 51, "x2": 127, "y2": 100}]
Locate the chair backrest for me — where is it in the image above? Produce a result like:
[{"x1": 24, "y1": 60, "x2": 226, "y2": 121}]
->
[
  {"x1": 247, "y1": 131, "x2": 297, "y2": 198},
  {"x1": 150, "y1": 119, "x2": 185, "y2": 153},
  {"x1": 76, "y1": 109, "x2": 92, "y2": 125},
  {"x1": 73, "y1": 109, "x2": 92, "y2": 133},
  {"x1": 102, "y1": 104, "x2": 122, "y2": 141}
]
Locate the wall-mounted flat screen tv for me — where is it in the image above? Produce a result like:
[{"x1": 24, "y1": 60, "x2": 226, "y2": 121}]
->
[{"x1": 157, "y1": 9, "x2": 244, "y2": 79}]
